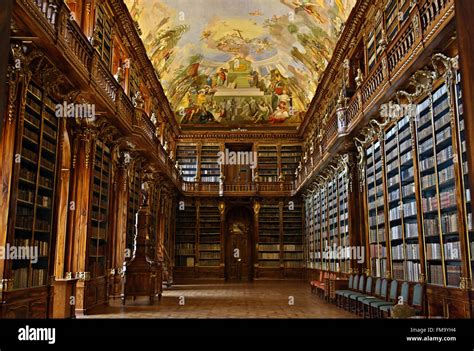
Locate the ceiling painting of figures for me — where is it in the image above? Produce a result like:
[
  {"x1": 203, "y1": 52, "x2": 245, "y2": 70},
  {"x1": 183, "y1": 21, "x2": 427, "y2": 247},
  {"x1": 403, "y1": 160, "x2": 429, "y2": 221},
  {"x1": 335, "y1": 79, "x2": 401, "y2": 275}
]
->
[{"x1": 125, "y1": 0, "x2": 356, "y2": 127}]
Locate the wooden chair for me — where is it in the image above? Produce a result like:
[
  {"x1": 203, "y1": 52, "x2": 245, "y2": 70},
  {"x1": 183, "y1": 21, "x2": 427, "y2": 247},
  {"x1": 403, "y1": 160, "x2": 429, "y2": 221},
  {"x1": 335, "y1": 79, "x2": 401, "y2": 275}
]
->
[
  {"x1": 369, "y1": 279, "x2": 398, "y2": 319},
  {"x1": 314, "y1": 271, "x2": 327, "y2": 298},
  {"x1": 342, "y1": 274, "x2": 365, "y2": 311},
  {"x1": 380, "y1": 281, "x2": 409, "y2": 318},
  {"x1": 339, "y1": 275, "x2": 360, "y2": 309},
  {"x1": 346, "y1": 274, "x2": 367, "y2": 313},
  {"x1": 324, "y1": 272, "x2": 337, "y2": 302},
  {"x1": 335, "y1": 275, "x2": 354, "y2": 307},
  {"x1": 411, "y1": 283, "x2": 425, "y2": 316},
  {"x1": 358, "y1": 278, "x2": 381, "y2": 318},
  {"x1": 310, "y1": 270, "x2": 324, "y2": 294},
  {"x1": 352, "y1": 276, "x2": 373, "y2": 316},
  {"x1": 360, "y1": 278, "x2": 387, "y2": 318}
]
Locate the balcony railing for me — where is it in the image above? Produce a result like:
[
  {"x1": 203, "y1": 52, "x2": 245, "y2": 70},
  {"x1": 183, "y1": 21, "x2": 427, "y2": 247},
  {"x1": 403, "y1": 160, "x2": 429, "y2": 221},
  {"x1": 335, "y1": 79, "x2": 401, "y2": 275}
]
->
[
  {"x1": 181, "y1": 181, "x2": 294, "y2": 195},
  {"x1": 32, "y1": 0, "x2": 59, "y2": 27}
]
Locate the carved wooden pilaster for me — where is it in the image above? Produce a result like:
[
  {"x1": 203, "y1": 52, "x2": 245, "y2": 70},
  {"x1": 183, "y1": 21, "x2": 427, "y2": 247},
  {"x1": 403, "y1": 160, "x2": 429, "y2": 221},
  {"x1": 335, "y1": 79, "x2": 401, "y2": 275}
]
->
[
  {"x1": 70, "y1": 119, "x2": 99, "y2": 314},
  {"x1": 108, "y1": 146, "x2": 133, "y2": 297}
]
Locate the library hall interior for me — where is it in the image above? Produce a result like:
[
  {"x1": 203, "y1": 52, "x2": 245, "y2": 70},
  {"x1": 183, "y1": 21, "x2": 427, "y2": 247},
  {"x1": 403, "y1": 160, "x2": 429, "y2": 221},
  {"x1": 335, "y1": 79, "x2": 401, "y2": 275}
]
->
[{"x1": 1, "y1": 0, "x2": 474, "y2": 320}]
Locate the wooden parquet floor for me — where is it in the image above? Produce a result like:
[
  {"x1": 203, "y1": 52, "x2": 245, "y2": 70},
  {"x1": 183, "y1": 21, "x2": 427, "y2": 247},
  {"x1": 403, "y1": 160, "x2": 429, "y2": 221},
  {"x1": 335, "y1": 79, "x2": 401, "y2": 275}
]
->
[{"x1": 81, "y1": 281, "x2": 358, "y2": 319}]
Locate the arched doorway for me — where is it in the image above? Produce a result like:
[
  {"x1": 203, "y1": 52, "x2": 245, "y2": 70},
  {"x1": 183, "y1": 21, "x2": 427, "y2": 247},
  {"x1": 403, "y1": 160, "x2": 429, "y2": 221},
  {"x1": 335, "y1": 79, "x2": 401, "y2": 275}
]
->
[{"x1": 225, "y1": 206, "x2": 253, "y2": 281}]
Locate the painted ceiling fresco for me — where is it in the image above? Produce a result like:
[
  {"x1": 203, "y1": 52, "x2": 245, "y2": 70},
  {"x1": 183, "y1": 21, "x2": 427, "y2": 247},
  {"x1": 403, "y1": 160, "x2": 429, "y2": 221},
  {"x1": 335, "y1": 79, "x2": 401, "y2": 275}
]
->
[{"x1": 125, "y1": 0, "x2": 356, "y2": 127}]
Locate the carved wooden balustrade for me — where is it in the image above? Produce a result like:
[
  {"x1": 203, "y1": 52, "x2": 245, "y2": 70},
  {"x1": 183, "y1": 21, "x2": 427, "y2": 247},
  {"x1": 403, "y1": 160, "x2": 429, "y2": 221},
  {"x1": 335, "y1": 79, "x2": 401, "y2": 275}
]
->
[
  {"x1": 387, "y1": 19, "x2": 416, "y2": 73},
  {"x1": 181, "y1": 181, "x2": 294, "y2": 196},
  {"x1": 63, "y1": 17, "x2": 94, "y2": 74},
  {"x1": 32, "y1": 0, "x2": 59, "y2": 27}
]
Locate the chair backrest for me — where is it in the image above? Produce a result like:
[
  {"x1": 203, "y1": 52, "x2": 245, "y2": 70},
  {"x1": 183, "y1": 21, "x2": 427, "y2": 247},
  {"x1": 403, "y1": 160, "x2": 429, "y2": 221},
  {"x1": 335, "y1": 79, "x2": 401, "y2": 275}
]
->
[
  {"x1": 352, "y1": 275, "x2": 360, "y2": 290},
  {"x1": 348, "y1": 275, "x2": 354, "y2": 289},
  {"x1": 388, "y1": 280, "x2": 398, "y2": 301},
  {"x1": 380, "y1": 279, "x2": 388, "y2": 298},
  {"x1": 374, "y1": 278, "x2": 381, "y2": 295},
  {"x1": 365, "y1": 276, "x2": 373, "y2": 294},
  {"x1": 412, "y1": 283, "x2": 423, "y2": 307},
  {"x1": 358, "y1": 274, "x2": 365, "y2": 292},
  {"x1": 319, "y1": 270, "x2": 324, "y2": 281},
  {"x1": 400, "y1": 282, "x2": 409, "y2": 303}
]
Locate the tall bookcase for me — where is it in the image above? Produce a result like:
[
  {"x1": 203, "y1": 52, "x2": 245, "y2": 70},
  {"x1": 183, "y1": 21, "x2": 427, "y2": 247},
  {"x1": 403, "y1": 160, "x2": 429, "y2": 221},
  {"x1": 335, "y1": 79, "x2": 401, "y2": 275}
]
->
[
  {"x1": 257, "y1": 145, "x2": 278, "y2": 182},
  {"x1": 258, "y1": 204, "x2": 281, "y2": 268},
  {"x1": 366, "y1": 140, "x2": 388, "y2": 278},
  {"x1": 455, "y1": 71, "x2": 474, "y2": 278},
  {"x1": 10, "y1": 82, "x2": 59, "y2": 289},
  {"x1": 175, "y1": 201, "x2": 197, "y2": 267},
  {"x1": 282, "y1": 202, "x2": 303, "y2": 268},
  {"x1": 176, "y1": 144, "x2": 198, "y2": 182},
  {"x1": 89, "y1": 140, "x2": 111, "y2": 278},
  {"x1": 328, "y1": 177, "x2": 339, "y2": 272},
  {"x1": 416, "y1": 82, "x2": 461, "y2": 287},
  {"x1": 198, "y1": 205, "x2": 221, "y2": 267},
  {"x1": 304, "y1": 168, "x2": 351, "y2": 274},
  {"x1": 281, "y1": 145, "x2": 302, "y2": 181},
  {"x1": 313, "y1": 189, "x2": 322, "y2": 269},
  {"x1": 305, "y1": 195, "x2": 315, "y2": 269},
  {"x1": 200, "y1": 145, "x2": 221, "y2": 183},
  {"x1": 338, "y1": 169, "x2": 350, "y2": 273},
  {"x1": 354, "y1": 72, "x2": 472, "y2": 289},
  {"x1": 384, "y1": 115, "x2": 420, "y2": 281},
  {"x1": 320, "y1": 183, "x2": 329, "y2": 271}
]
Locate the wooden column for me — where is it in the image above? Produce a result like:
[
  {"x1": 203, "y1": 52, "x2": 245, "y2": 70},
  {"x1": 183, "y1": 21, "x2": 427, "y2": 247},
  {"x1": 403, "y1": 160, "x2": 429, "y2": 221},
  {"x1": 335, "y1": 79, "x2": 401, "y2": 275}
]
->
[
  {"x1": 0, "y1": 65, "x2": 23, "y2": 294},
  {"x1": 69, "y1": 121, "x2": 97, "y2": 315},
  {"x1": 455, "y1": 0, "x2": 474, "y2": 292},
  {"x1": 278, "y1": 200, "x2": 284, "y2": 278},
  {"x1": 347, "y1": 153, "x2": 364, "y2": 275},
  {"x1": 109, "y1": 150, "x2": 130, "y2": 298},
  {"x1": 252, "y1": 200, "x2": 260, "y2": 279},
  {"x1": 51, "y1": 122, "x2": 78, "y2": 319},
  {"x1": 218, "y1": 201, "x2": 226, "y2": 275}
]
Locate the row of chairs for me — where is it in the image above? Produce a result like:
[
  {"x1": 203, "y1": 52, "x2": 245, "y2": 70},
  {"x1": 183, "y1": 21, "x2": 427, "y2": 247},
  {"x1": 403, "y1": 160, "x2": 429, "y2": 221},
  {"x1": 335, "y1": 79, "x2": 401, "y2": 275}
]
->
[
  {"x1": 334, "y1": 274, "x2": 424, "y2": 318},
  {"x1": 310, "y1": 271, "x2": 335, "y2": 298}
]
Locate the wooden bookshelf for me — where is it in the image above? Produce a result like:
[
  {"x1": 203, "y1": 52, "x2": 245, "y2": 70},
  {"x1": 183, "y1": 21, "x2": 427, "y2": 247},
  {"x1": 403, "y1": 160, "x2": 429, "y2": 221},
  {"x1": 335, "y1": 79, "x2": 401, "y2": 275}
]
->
[
  {"x1": 366, "y1": 140, "x2": 388, "y2": 278},
  {"x1": 282, "y1": 202, "x2": 303, "y2": 269},
  {"x1": 175, "y1": 201, "x2": 197, "y2": 267},
  {"x1": 456, "y1": 71, "x2": 474, "y2": 279},
  {"x1": 328, "y1": 177, "x2": 339, "y2": 272},
  {"x1": 338, "y1": 169, "x2": 350, "y2": 274},
  {"x1": 200, "y1": 145, "x2": 221, "y2": 183},
  {"x1": 177, "y1": 144, "x2": 198, "y2": 182},
  {"x1": 313, "y1": 189, "x2": 322, "y2": 270},
  {"x1": 10, "y1": 82, "x2": 59, "y2": 290},
  {"x1": 384, "y1": 115, "x2": 421, "y2": 282},
  {"x1": 258, "y1": 204, "x2": 281, "y2": 268},
  {"x1": 305, "y1": 194, "x2": 315, "y2": 269},
  {"x1": 304, "y1": 167, "x2": 351, "y2": 274},
  {"x1": 257, "y1": 145, "x2": 278, "y2": 182},
  {"x1": 281, "y1": 145, "x2": 302, "y2": 181},
  {"x1": 198, "y1": 205, "x2": 221, "y2": 267},
  {"x1": 416, "y1": 81, "x2": 462, "y2": 287},
  {"x1": 89, "y1": 140, "x2": 111, "y2": 278}
]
